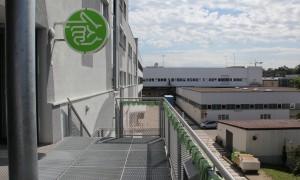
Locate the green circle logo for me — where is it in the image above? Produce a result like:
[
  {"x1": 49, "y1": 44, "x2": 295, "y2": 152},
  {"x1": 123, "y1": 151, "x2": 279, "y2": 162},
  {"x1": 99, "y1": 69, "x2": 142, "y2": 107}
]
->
[{"x1": 64, "y1": 8, "x2": 110, "y2": 54}]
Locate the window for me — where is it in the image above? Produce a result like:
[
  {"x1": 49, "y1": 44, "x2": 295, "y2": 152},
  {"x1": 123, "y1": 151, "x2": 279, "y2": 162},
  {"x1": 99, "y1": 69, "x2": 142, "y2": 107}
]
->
[
  {"x1": 119, "y1": 27, "x2": 126, "y2": 50},
  {"x1": 102, "y1": 0, "x2": 109, "y2": 21},
  {"x1": 123, "y1": 72, "x2": 126, "y2": 86},
  {"x1": 255, "y1": 104, "x2": 263, "y2": 109},
  {"x1": 208, "y1": 105, "x2": 212, "y2": 110},
  {"x1": 261, "y1": 114, "x2": 271, "y2": 119},
  {"x1": 226, "y1": 104, "x2": 235, "y2": 110},
  {"x1": 123, "y1": 1, "x2": 127, "y2": 19},
  {"x1": 218, "y1": 114, "x2": 229, "y2": 120},
  {"x1": 221, "y1": 105, "x2": 226, "y2": 109},
  {"x1": 128, "y1": 43, "x2": 132, "y2": 58},
  {"x1": 235, "y1": 104, "x2": 241, "y2": 109}
]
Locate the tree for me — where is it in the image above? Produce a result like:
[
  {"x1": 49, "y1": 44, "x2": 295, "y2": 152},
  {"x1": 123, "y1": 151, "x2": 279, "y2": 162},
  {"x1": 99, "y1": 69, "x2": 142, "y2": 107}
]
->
[
  {"x1": 287, "y1": 145, "x2": 300, "y2": 175},
  {"x1": 290, "y1": 77, "x2": 300, "y2": 89}
]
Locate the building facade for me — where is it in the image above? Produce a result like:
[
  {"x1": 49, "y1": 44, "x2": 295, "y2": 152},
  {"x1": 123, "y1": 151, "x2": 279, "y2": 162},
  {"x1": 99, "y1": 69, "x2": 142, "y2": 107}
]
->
[
  {"x1": 217, "y1": 120, "x2": 300, "y2": 165},
  {"x1": 0, "y1": 0, "x2": 142, "y2": 144},
  {"x1": 176, "y1": 87, "x2": 300, "y2": 123},
  {"x1": 143, "y1": 66, "x2": 262, "y2": 97}
]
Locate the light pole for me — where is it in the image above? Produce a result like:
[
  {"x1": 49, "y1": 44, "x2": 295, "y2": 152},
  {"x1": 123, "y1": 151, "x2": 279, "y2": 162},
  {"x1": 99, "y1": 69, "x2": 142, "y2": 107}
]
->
[
  {"x1": 232, "y1": 53, "x2": 236, "y2": 66},
  {"x1": 224, "y1": 56, "x2": 228, "y2": 67},
  {"x1": 162, "y1": 55, "x2": 165, "y2": 67}
]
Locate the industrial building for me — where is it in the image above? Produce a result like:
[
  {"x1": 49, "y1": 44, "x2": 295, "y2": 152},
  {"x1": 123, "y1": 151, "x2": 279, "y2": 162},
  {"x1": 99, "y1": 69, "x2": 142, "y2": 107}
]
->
[
  {"x1": 217, "y1": 120, "x2": 300, "y2": 165},
  {"x1": 0, "y1": 0, "x2": 143, "y2": 144},
  {"x1": 176, "y1": 87, "x2": 300, "y2": 123},
  {"x1": 143, "y1": 65, "x2": 262, "y2": 97}
]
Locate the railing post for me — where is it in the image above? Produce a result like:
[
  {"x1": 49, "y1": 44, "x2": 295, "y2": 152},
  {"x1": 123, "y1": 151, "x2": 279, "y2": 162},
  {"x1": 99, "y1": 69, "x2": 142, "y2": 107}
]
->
[
  {"x1": 167, "y1": 115, "x2": 170, "y2": 158},
  {"x1": 68, "y1": 103, "x2": 72, "y2": 136},
  {"x1": 120, "y1": 102, "x2": 123, "y2": 138},
  {"x1": 80, "y1": 122, "x2": 83, "y2": 136},
  {"x1": 177, "y1": 135, "x2": 182, "y2": 180}
]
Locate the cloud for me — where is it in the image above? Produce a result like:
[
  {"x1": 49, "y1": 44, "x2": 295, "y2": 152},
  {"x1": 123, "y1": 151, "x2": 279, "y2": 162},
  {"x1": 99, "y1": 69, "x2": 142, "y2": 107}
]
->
[{"x1": 129, "y1": 0, "x2": 300, "y2": 68}]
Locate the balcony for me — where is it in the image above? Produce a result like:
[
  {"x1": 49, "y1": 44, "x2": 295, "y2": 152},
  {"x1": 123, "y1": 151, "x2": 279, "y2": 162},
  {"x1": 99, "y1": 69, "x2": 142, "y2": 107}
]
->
[{"x1": 1, "y1": 98, "x2": 237, "y2": 180}]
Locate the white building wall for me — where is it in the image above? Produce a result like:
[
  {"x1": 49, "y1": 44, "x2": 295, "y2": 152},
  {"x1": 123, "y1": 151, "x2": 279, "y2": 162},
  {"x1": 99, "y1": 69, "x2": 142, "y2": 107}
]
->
[
  {"x1": 32, "y1": 0, "x2": 141, "y2": 143},
  {"x1": 176, "y1": 87, "x2": 300, "y2": 122},
  {"x1": 218, "y1": 123, "x2": 300, "y2": 164},
  {"x1": 217, "y1": 123, "x2": 247, "y2": 152},
  {"x1": 144, "y1": 66, "x2": 262, "y2": 87},
  {"x1": 246, "y1": 129, "x2": 300, "y2": 164},
  {"x1": 206, "y1": 109, "x2": 289, "y2": 121}
]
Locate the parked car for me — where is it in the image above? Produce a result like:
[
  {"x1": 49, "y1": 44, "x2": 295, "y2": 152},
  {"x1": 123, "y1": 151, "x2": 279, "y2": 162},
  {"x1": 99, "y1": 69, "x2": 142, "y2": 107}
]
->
[{"x1": 200, "y1": 120, "x2": 218, "y2": 129}]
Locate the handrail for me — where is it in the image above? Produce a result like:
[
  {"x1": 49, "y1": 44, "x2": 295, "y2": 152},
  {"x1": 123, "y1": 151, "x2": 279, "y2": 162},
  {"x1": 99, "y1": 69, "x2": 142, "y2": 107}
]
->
[
  {"x1": 164, "y1": 99, "x2": 236, "y2": 180},
  {"x1": 67, "y1": 98, "x2": 92, "y2": 137}
]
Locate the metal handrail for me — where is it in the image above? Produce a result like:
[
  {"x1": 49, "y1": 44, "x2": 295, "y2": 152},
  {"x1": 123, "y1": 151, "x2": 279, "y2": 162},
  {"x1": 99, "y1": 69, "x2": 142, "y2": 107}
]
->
[
  {"x1": 164, "y1": 99, "x2": 236, "y2": 180},
  {"x1": 116, "y1": 97, "x2": 235, "y2": 180},
  {"x1": 67, "y1": 98, "x2": 92, "y2": 137}
]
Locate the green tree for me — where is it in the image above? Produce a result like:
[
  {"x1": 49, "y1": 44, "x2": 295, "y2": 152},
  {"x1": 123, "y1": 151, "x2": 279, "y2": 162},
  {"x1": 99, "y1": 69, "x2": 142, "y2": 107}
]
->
[
  {"x1": 287, "y1": 145, "x2": 300, "y2": 175},
  {"x1": 290, "y1": 77, "x2": 300, "y2": 89}
]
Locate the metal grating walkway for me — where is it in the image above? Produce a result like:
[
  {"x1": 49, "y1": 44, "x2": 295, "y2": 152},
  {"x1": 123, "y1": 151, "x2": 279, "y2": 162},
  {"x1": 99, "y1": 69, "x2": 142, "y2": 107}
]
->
[{"x1": 38, "y1": 136, "x2": 171, "y2": 180}]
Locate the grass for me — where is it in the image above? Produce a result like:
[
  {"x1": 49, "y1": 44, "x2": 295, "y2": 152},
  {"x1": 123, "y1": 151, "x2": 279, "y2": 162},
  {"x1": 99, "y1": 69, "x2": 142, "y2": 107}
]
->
[{"x1": 262, "y1": 164, "x2": 300, "y2": 180}]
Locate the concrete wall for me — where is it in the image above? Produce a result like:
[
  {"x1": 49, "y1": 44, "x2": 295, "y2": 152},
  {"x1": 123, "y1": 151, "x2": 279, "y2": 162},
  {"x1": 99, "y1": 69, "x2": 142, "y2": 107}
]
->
[{"x1": 177, "y1": 98, "x2": 202, "y2": 123}]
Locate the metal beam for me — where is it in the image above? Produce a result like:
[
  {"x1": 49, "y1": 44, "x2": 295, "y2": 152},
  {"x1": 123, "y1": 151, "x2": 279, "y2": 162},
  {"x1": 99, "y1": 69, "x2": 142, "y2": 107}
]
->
[{"x1": 5, "y1": 0, "x2": 38, "y2": 179}]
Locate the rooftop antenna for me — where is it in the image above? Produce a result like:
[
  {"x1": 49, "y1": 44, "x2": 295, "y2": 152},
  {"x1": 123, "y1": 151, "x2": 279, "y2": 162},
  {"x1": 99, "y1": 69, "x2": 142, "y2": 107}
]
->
[
  {"x1": 162, "y1": 55, "x2": 165, "y2": 67},
  {"x1": 254, "y1": 60, "x2": 263, "y2": 67}
]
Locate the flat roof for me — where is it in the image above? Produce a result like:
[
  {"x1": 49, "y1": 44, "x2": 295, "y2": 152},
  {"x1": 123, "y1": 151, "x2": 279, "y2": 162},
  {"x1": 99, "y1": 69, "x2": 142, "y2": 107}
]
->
[
  {"x1": 180, "y1": 87, "x2": 299, "y2": 93},
  {"x1": 219, "y1": 120, "x2": 300, "y2": 130}
]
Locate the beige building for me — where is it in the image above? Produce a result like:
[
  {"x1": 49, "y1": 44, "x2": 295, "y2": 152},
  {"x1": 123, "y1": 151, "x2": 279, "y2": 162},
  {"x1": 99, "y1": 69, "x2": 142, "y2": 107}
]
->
[
  {"x1": 262, "y1": 78, "x2": 279, "y2": 87},
  {"x1": 217, "y1": 120, "x2": 300, "y2": 165}
]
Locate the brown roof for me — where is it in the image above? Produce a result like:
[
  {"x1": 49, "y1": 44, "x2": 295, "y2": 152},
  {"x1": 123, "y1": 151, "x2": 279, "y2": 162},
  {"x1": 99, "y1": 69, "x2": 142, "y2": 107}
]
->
[
  {"x1": 218, "y1": 120, "x2": 300, "y2": 130},
  {"x1": 181, "y1": 87, "x2": 299, "y2": 93}
]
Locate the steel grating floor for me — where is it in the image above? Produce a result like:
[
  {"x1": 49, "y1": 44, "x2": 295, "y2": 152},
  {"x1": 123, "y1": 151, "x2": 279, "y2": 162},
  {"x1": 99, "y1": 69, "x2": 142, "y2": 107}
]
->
[{"x1": 38, "y1": 136, "x2": 171, "y2": 180}]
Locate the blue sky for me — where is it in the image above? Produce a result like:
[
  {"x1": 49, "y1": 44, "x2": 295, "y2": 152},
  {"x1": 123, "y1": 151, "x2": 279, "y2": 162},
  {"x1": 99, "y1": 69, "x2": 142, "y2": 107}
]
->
[{"x1": 129, "y1": 0, "x2": 300, "y2": 69}]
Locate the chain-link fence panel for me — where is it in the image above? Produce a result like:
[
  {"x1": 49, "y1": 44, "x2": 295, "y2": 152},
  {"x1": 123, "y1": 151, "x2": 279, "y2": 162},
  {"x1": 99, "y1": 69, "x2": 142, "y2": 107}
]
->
[{"x1": 122, "y1": 104, "x2": 161, "y2": 136}]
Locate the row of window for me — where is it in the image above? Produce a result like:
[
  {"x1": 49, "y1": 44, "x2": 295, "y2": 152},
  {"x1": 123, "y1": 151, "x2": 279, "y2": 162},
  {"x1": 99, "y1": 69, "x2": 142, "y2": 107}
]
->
[
  {"x1": 177, "y1": 95, "x2": 298, "y2": 110},
  {"x1": 119, "y1": 71, "x2": 137, "y2": 87},
  {"x1": 216, "y1": 114, "x2": 272, "y2": 120},
  {"x1": 144, "y1": 78, "x2": 248, "y2": 82}
]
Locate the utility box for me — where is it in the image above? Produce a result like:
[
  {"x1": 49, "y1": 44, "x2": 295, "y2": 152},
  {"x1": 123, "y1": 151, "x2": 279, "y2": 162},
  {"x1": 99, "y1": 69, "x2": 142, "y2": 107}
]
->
[
  {"x1": 183, "y1": 158, "x2": 199, "y2": 180},
  {"x1": 164, "y1": 95, "x2": 174, "y2": 105}
]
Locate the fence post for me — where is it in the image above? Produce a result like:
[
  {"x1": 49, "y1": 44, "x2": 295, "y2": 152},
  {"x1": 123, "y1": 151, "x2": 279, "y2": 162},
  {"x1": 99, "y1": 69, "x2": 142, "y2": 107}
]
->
[
  {"x1": 80, "y1": 122, "x2": 83, "y2": 136},
  {"x1": 167, "y1": 115, "x2": 170, "y2": 158},
  {"x1": 120, "y1": 102, "x2": 123, "y2": 138},
  {"x1": 177, "y1": 135, "x2": 182, "y2": 180}
]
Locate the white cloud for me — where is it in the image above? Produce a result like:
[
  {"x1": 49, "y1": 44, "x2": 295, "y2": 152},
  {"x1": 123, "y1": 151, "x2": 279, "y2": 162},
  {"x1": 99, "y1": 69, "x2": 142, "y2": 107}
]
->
[{"x1": 129, "y1": 0, "x2": 300, "y2": 69}]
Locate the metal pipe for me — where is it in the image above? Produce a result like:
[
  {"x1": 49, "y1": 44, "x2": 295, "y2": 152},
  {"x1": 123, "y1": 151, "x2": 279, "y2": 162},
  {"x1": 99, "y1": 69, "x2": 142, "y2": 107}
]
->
[{"x1": 5, "y1": 0, "x2": 38, "y2": 179}]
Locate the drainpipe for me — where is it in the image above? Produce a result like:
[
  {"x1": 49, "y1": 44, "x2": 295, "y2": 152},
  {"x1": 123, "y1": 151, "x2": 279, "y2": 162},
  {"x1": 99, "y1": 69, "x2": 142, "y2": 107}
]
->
[{"x1": 5, "y1": 0, "x2": 38, "y2": 179}]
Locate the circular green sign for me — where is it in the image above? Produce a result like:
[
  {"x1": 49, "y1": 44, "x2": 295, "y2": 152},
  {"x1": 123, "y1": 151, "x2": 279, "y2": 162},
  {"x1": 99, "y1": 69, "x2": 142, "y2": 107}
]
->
[{"x1": 64, "y1": 8, "x2": 110, "y2": 54}]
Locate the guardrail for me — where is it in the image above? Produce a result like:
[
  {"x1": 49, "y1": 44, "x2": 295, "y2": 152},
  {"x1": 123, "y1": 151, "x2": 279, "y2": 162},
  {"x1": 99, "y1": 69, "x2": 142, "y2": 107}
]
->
[{"x1": 115, "y1": 97, "x2": 235, "y2": 180}]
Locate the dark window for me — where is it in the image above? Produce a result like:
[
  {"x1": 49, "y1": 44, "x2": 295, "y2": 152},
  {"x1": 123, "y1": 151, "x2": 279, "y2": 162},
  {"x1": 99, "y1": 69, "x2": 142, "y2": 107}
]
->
[
  {"x1": 241, "y1": 104, "x2": 249, "y2": 109},
  {"x1": 236, "y1": 104, "x2": 241, "y2": 109},
  {"x1": 208, "y1": 105, "x2": 212, "y2": 110},
  {"x1": 255, "y1": 104, "x2": 263, "y2": 109},
  {"x1": 226, "y1": 104, "x2": 235, "y2": 110}
]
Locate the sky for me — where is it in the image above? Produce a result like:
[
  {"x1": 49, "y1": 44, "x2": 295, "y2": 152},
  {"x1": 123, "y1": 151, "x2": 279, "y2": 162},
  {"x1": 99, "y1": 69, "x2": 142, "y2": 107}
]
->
[{"x1": 128, "y1": 0, "x2": 300, "y2": 69}]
